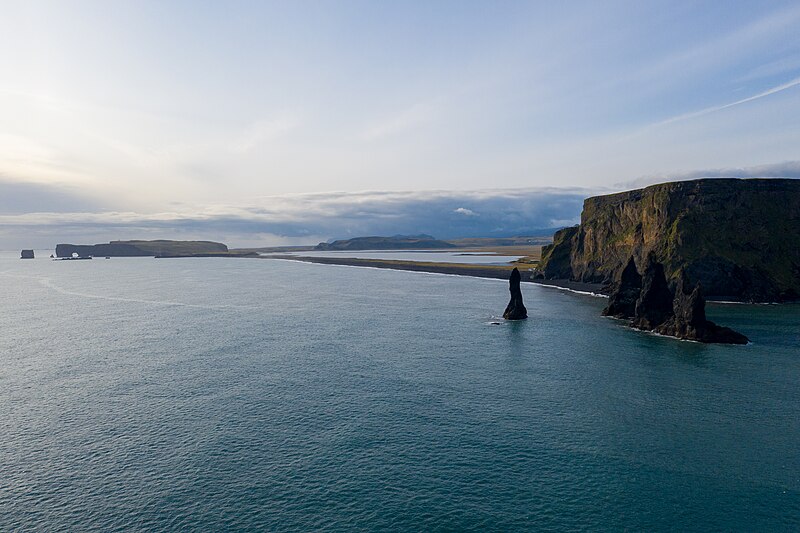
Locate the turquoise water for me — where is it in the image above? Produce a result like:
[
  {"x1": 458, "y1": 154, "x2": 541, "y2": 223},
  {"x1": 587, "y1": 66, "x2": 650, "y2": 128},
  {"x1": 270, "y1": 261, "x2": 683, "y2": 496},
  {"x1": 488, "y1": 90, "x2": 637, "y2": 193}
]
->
[{"x1": 1, "y1": 255, "x2": 799, "y2": 531}]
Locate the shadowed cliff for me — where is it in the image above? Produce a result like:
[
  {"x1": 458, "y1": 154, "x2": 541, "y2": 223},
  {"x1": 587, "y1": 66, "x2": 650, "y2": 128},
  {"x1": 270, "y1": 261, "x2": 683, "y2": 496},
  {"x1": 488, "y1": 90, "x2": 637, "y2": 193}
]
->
[{"x1": 539, "y1": 178, "x2": 800, "y2": 302}]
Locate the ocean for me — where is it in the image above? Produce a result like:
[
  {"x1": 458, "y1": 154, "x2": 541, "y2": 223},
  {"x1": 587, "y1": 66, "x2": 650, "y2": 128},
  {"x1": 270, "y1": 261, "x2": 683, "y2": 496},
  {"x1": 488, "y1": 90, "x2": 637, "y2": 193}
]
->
[{"x1": 1, "y1": 254, "x2": 799, "y2": 531}]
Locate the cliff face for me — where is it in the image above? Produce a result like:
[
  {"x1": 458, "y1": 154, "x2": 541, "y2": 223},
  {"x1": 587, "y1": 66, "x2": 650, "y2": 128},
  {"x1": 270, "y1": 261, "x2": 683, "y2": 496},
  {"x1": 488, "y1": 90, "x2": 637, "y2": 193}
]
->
[
  {"x1": 56, "y1": 240, "x2": 228, "y2": 258},
  {"x1": 539, "y1": 226, "x2": 578, "y2": 279},
  {"x1": 539, "y1": 179, "x2": 800, "y2": 302}
]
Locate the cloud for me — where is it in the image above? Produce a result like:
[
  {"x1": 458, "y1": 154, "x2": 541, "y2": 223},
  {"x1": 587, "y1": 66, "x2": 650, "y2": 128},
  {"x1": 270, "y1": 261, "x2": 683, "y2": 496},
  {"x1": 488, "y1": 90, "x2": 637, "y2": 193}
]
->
[
  {"x1": 736, "y1": 55, "x2": 800, "y2": 83},
  {"x1": 650, "y1": 76, "x2": 800, "y2": 128},
  {"x1": 7, "y1": 157, "x2": 797, "y2": 250},
  {"x1": 618, "y1": 160, "x2": 800, "y2": 189},
  {"x1": 0, "y1": 185, "x2": 590, "y2": 249},
  {"x1": 0, "y1": 178, "x2": 104, "y2": 214},
  {"x1": 627, "y1": 4, "x2": 800, "y2": 88}
]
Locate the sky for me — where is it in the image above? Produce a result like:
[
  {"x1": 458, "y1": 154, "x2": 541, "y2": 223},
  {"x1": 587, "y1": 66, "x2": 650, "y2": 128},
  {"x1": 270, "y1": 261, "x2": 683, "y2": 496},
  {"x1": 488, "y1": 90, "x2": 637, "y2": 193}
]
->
[{"x1": 1, "y1": 0, "x2": 800, "y2": 248}]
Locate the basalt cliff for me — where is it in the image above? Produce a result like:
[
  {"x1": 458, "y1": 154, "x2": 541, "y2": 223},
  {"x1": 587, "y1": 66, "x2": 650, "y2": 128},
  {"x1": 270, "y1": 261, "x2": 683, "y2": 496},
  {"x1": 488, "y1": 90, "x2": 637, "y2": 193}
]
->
[{"x1": 539, "y1": 179, "x2": 800, "y2": 302}]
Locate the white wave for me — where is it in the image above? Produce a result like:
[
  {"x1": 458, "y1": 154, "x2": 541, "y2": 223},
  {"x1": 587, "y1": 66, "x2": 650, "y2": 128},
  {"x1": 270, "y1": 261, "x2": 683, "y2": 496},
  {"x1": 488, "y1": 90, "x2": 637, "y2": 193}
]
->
[{"x1": 529, "y1": 282, "x2": 608, "y2": 298}]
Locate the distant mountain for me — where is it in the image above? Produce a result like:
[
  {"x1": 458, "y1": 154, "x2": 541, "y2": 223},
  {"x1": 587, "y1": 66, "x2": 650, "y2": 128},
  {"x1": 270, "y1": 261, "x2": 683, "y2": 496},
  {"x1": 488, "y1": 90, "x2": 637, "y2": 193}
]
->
[
  {"x1": 447, "y1": 236, "x2": 554, "y2": 247},
  {"x1": 55, "y1": 240, "x2": 228, "y2": 258},
  {"x1": 538, "y1": 178, "x2": 800, "y2": 302},
  {"x1": 315, "y1": 235, "x2": 455, "y2": 251}
]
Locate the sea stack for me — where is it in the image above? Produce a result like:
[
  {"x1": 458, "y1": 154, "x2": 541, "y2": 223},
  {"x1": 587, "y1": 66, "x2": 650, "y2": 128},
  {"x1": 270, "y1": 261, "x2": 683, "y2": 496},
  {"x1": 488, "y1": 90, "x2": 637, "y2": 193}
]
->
[
  {"x1": 503, "y1": 267, "x2": 528, "y2": 320},
  {"x1": 20, "y1": 250, "x2": 34, "y2": 259},
  {"x1": 632, "y1": 253, "x2": 674, "y2": 330},
  {"x1": 655, "y1": 271, "x2": 749, "y2": 344},
  {"x1": 604, "y1": 255, "x2": 748, "y2": 344}
]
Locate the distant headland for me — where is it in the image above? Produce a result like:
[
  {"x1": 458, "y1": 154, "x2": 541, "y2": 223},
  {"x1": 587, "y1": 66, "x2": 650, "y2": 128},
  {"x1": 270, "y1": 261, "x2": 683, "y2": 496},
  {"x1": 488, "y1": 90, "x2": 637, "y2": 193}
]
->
[
  {"x1": 314, "y1": 234, "x2": 455, "y2": 251},
  {"x1": 55, "y1": 240, "x2": 231, "y2": 258}
]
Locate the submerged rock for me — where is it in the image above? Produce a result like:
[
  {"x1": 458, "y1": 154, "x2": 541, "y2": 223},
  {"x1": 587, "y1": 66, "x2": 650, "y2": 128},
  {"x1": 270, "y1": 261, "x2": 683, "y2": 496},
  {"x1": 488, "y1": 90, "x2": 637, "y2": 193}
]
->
[
  {"x1": 503, "y1": 267, "x2": 528, "y2": 320},
  {"x1": 20, "y1": 249, "x2": 34, "y2": 259},
  {"x1": 632, "y1": 253, "x2": 674, "y2": 330},
  {"x1": 602, "y1": 256, "x2": 641, "y2": 318},
  {"x1": 655, "y1": 271, "x2": 749, "y2": 344}
]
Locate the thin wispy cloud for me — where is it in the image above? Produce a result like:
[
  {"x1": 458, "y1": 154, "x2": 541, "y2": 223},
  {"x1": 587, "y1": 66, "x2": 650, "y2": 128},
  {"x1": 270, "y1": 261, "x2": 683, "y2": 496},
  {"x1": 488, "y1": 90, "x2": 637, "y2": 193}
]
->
[
  {"x1": 651, "y1": 76, "x2": 800, "y2": 129},
  {"x1": 736, "y1": 55, "x2": 800, "y2": 83},
  {"x1": 631, "y1": 3, "x2": 800, "y2": 85}
]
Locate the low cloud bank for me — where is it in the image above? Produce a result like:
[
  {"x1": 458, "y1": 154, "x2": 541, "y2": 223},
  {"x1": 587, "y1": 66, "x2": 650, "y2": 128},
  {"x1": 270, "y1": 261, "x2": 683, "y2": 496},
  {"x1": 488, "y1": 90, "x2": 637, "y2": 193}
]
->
[
  {"x1": 7, "y1": 160, "x2": 797, "y2": 250},
  {"x1": 619, "y1": 161, "x2": 800, "y2": 189},
  {"x1": 0, "y1": 187, "x2": 588, "y2": 249}
]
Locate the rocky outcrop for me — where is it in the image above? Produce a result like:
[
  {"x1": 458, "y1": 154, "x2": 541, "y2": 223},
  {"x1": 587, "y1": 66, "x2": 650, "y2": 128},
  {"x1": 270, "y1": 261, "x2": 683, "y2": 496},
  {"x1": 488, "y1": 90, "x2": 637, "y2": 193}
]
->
[
  {"x1": 632, "y1": 254, "x2": 675, "y2": 330},
  {"x1": 538, "y1": 178, "x2": 800, "y2": 302},
  {"x1": 20, "y1": 250, "x2": 34, "y2": 259},
  {"x1": 503, "y1": 267, "x2": 528, "y2": 320},
  {"x1": 654, "y1": 272, "x2": 749, "y2": 344},
  {"x1": 604, "y1": 255, "x2": 748, "y2": 344},
  {"x1": 55, "y1": 240, "x2": 228, "y2": 258},
  {"x1": 601, "y1": 256, "x2": 641, "y2": 318}
]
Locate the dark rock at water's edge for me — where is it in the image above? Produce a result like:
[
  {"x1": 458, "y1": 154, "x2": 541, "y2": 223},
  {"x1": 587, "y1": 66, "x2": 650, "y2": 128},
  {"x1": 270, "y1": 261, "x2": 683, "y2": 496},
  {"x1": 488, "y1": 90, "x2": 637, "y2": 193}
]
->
[
  {"x1": 601, "y1": 256, "x2": 641, "y2": 318},
  {"x1": 604, "y1": 255, "x2": 749, "y2": 344},
  {"x1": 538, "y1": 178, "x2": 800, "y2": 302},
  {"x1": 55, "y1": 240, "x2": 228, "y2": 258},
  {"x1": 503, "y1": 267, "x2": 528, "y2": 320},
  {"x1": 654, "y1": 271, "x2": 749, "y2": 344},
  {"x1": 20, "y1": 250, "x2": 34, "y2": 259},
  {"x1": 632, "y1": 253, "x2": 675, "y2": 330}
]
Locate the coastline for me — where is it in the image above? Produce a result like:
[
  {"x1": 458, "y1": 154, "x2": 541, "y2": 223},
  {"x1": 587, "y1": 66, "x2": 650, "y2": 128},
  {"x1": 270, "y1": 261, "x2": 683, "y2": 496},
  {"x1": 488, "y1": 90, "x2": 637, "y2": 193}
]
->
[{"x1": 261, "y1": 254, "x2": 606, "y2": 295}]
